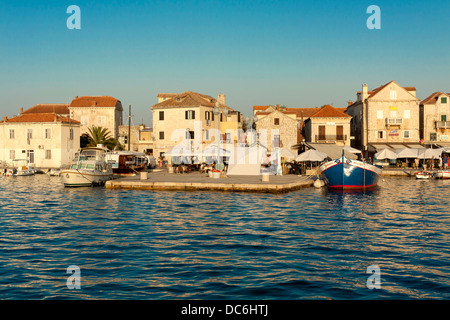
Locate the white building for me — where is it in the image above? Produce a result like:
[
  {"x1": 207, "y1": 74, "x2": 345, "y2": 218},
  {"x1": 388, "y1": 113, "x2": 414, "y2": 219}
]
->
[{"x1": 0, "y1": 112, "x2": 80, "y2": 169}]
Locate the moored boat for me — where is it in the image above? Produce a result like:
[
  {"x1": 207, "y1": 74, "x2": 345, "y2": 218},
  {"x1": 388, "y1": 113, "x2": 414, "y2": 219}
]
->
[
  {"x1": 319, "y1": 152, "x2": 382, "y2": 189},
  {"x1": 415, "y1": 171, "x2": 432, "y2": 179},
  {"x1": 61, "y1": 145, "x2": 113, "y2": 187},
  {"x1": 434, "y1": 170, "x2": 450, "y2": 179},
  {"x1": 2, "y1": 159, "x2": 36, "y2": 176},
  {"x1": 105, "y1": 151, "x2": 147, "y2": 176}
]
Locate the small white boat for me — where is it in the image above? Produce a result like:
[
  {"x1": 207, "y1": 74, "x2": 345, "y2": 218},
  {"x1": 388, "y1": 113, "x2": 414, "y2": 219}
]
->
[
  {"x1": 415, "y1": 171, "x2": 432, "y2": 179},
  {"x1": 61, "y1": 145, "x2": 113, "y2": 187},
  {"x1": 47, "y1": 168, "x2": 61, "y2": 176},
  {"x1": 2, "y1": 159, "x2": 36, "y2": 176},
  {"x1": 434, "y1": 170, "x2": 450, "y2": 179}
]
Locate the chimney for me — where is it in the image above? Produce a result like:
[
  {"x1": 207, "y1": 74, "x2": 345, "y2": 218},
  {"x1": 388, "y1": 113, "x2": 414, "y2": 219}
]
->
[
  {"x1": 348, "y1": 101, "x2": 353, "y2": 106},
  {"x1": 3, "y1": 116, "x2": 7, "y2": 122},
  {"x1": 362, "y1": 84, "x2": 368, "y2": 101},
  {"x1": 75, "y1": 96, "x2": 78, "y2": 99},
  {"x1": 20, "y1": 107, "x2": 23, "y2": 114},
  {"x1": 217, "y1": 94, "x2": 226, "y2": 106},
  {"x1": 276, "y1": 104, "x2": 280, "y2": 111}
]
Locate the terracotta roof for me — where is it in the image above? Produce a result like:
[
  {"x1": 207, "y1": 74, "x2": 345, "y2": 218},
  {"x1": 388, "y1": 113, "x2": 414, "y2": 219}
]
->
[
  {"x1": 23, "y1": 104, "x2": 69, "y2": 115},
  {"x1": 253, "y1": 105, "x2": 274, "y2": 111},
  {"x1": 284, "y1": 107, "x2": 321, "y2": 118},
  {"x1": 153, "y1": 91, "x2": 233, "y2": 110},
  {"x1": 362, "y1": 81, "x2": 416, "y2": 99},
  {"x1": 308, "y1": 105, "x2": 351, "y2": 118},
  {"x1": 70, "y1": 96, "x2": 122, "y2": 110},
  {"x1": 420, "y1": 92, "x2": 450, "y2": 105},
  {"x1": 1, "y1": 113, "x2": 80, "y2": 124}
]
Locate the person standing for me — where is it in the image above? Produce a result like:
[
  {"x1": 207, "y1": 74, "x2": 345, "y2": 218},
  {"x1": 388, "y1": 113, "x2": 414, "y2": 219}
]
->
[
  {"x1": 414, "y1": 158, "x2": 419, "y2": 169},
  {"x1": 443, "y1": 154, "x2": 449, "y2": 170},
  {"x1": 438, "y1": 155, "x2": 443, "y2": 169}
]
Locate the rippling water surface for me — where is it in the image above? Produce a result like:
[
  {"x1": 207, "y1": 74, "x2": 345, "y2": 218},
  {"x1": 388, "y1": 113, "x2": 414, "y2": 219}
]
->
[{"x1": 0, "y1": 175, "x2": 448, "y2": 299}]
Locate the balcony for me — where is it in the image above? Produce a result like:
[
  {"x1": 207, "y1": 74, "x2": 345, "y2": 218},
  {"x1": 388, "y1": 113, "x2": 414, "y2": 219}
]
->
[
  {"x1": 315, "y1": 135, "x2": 347, "y2": 142},
  {"x1": 385, "y1": 118, "x2": 403, "y2": 126},
  {"x1": 435, "y1": 121, "x2": 450, "y2": 129}
]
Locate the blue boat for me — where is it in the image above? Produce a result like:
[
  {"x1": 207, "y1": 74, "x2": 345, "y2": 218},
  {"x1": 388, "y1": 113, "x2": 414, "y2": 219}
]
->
[{"x1": 319, "y1": 152, "x2": 382, "y2": 190}]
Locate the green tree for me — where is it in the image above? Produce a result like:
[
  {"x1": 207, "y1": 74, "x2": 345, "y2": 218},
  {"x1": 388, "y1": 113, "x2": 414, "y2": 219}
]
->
[{"x1": 85, "y1": 126, "x2": 124, "y2": 150}]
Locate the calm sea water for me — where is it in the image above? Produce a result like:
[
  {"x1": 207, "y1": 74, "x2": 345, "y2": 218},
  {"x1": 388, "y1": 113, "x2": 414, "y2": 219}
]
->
[{"x1": 0, "y1": 174, "x2": 448, "y2": 300}]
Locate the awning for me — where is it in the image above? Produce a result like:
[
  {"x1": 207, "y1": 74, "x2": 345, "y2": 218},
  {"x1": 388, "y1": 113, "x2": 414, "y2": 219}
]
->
[{"x1": 306, "y1": 143, "x2": 358, "y2": 160}]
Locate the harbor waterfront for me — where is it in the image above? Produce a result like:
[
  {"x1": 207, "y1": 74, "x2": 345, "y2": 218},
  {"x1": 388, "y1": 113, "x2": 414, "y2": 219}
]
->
[{"x1": 0, "y1": 174, "x2": 448, "y2": 299}]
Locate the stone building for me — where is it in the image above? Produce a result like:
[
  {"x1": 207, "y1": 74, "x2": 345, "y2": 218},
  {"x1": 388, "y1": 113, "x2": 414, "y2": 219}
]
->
[
  {"x1": 303, "y1": 105, "x2": 352, "y2": 146},
  {"x1": 152, "y1": 91, "x2": 242, "y2": 158},
  {"x1": 69, "y1": 96, "x2": 123, "y2": 138},
  {"x1": 0, "y1": 110, "x2": 80, "y2": 169},
  {"x1": 419, "y1": 92, "x2": 450, "y2": 147},
  {"x1": 346, "y1": 80, "x2": 421, "y2": 153},
  {"x1": 118, "y1": 124, "x2": 154, "y2": 154}
]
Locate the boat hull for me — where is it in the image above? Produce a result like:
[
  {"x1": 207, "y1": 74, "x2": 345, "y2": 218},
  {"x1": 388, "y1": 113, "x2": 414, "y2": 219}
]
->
[
  {"x1": 434, "y1": 170, "x2": 450, "y2": 179},
  {"x1": 320, "y1": 157, "x2": 382, "y2": 189},
  {"x1": 61, "y1": 170, "x2": 113, "y2": 187},
  {"x1": 415, "y1": 171, "x2": 432, "y2": 179}
]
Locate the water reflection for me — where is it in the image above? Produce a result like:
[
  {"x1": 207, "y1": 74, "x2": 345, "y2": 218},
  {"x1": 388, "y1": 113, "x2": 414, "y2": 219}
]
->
[{"x1": 0, "y1": 175, "x2": 448, "y2": 299}]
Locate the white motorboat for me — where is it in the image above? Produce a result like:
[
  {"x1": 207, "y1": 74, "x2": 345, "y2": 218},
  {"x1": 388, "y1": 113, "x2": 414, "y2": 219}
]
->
[
  {"x1": 415, "y1": 171, "x2": 433, "y2": 179},
  {"x1": 47, "y1": 168, "x2": 61, "y2": 176},
  {"x1": 61, "y1": 145, "x2": 113, "y2": 187},
  {"x1": 2, "y1": 159, "x2": 35, "y2": 176},
  {"x1": 434, "y1": 170, "x2": 450, "y2": 179}
]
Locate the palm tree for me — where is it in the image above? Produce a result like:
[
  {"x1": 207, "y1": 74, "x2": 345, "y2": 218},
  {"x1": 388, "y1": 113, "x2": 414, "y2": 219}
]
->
[{"x1": 85, "y1": 126, "x2": 123, "y2": 150}]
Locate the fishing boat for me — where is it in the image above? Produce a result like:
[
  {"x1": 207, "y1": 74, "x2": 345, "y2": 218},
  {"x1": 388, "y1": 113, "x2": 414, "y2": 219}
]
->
[
  {"x1": 319, "y1": 150, "x2": 382, "y2": 189},
  {"x1": 61, "y1": 145, "x2": 113, "y2": 187},
  {"x1": 434, "y1": 170, "x2": 450, "y2": 179},
  {"x1": 2, "y1": 159, "x2": 35, "y2": 176},
  {"x1": 105, "y1": 151, "x2": 147, "y2": 176},
  {"x1": 415, "y1": 171, "x2": 433, "y2": 179}
]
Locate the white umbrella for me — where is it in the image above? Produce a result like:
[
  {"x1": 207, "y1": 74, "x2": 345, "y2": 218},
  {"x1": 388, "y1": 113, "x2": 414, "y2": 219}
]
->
[
  {"x1": 417, "y1": 148, "x2": 442, "y2": 159},
  {"x1": 395, "y1": 148, "x2": 419, "y2": 158},
  {"x1": 278, "y1": 148, "x2": 296, "y2": 159},
  {"x1": 375, "y1": 148, "x2": 398, "y2": 160},
  {"x1": 295, "y1": 149, "x2": 328, "y2": 162}
]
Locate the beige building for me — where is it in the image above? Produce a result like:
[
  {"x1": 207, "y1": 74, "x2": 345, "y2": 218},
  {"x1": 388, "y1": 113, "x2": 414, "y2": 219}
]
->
[
  {"x1": 118, "y1": 124, "x2": 154, "y2": 154},
  {"x1": 419, "y1": 92, "x2": 450, "y2": 147},
  {"x1": 254, "y1": 106, "x2": 299, "y2": 153},
  {"x1": 69, "y1": 96, "x2": 123, "y2": 138},
  {"x1": 0, "y1": 111, "x2": 80, "y2": 169},
  {"x1": 346, "y1": 81, "x2": 421, "y2": 153},
  {"x1": 304, "y1": 105, "x2": 351, "y2": 146},
  {"x1": 152, "y1": 91, "x2": 242, "y2": 158}
]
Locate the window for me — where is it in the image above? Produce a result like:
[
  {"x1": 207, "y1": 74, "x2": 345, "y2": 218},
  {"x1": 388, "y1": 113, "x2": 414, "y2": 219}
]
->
[
  {"x1": 402, "y1": 130, "x2": 411, "y2": 138},
  {"x1": 404, "y1": 110, "x2": 410, "y2": 119},
  {"x1": 205, "y1": 111, "x2": 211, "y2": 120},
  {"x1": 27, "y1": 129, "x2": 33, "y2": 140},
  {"x1": 159, "y1": 131, "x2": 164, "y2": 140},
  {"x1": 377, "y1": 110, "x2": 383, "y2": 119},
  {"x1": 45, "y1": 150, "x2": 52, "y2": 159},
  {"x1": 185, "y1": 131, "x2": 194, "y2": 139},
  {"x1": 430, "y1": 133, "x2": 437, "y2": 141},
  {"x1": 98, "y1": 116, "x2": 106, "y2": 126},
  {"x1": 69, "y1": 128, "x2": 74, "y2": 140},
  {"x1": 441, "y1": 97, "x2": 448, "y2": 104},
  {"x1": 205, "y1": 130, "x2": 209, "y2": 140},
  {"x1": 9, "y1": 129, "x2": 15, "y2": 139},
  {"x1": 390, "y1": 110, "x2": 397, "y2": 119},
  {"x1": 81, "y1": 116, "x2": 89, "y2": 126},
  {"x1": 159, "y1": 111, "x2": 164, "y2": 121},
  {"x1": 45, "y1": 128, "x2": 51, "y2": 139},
  {"x1": 274, "y1": 118, "x2": 280, "y2": 125},
  {"x1": 9, "y1": 150, "x2": 15, "y2": 160},
  {"x1": 225, "y1": 133, "x2": 231, "y2": 143},
  {"x1": 377, "y1": 131, "x2": 385, "y2": 139},
  {"x1": 390, "y1": 90, "x2": 397, "y2": 100},
  {"x1": 273, "y1": 134, "x2": 280, "y2": 148},
  {"x1": 185, "y1": 110, "x2": 195, "y2": 120}
]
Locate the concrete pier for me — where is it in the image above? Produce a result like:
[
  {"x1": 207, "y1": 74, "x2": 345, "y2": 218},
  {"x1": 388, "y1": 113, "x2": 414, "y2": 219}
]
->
[{"x1": 106, "y1": 172, "x2": 314, "y2": 193}]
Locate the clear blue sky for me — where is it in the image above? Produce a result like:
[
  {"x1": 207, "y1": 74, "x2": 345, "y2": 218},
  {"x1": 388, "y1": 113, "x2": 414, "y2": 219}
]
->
[{"x1": 1, "y1": 0, "x2": 449, "y2": 126}]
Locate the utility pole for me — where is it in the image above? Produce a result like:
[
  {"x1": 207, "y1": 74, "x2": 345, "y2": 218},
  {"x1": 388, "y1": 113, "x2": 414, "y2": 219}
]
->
[{"x1": 128, "y1": 105, "x2": 131, "y2": 151}]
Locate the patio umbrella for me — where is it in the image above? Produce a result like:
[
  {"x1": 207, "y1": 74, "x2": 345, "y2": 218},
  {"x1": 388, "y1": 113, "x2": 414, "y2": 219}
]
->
[
  {"x1": 375, "y1": 148, "x2": 398, "y2": 160},
  {"x1": 295, "y1": 149, "x2": 328, "y2": 162},
  {"x1": 417, "y1": 148, "x2": 443, "y2": 159},
  {"x1": 395, "y1": 148, "x2": 419, "y2": 158},
  {"x1": 278, "y1": 148, "x2": 296, "y2": 159}
]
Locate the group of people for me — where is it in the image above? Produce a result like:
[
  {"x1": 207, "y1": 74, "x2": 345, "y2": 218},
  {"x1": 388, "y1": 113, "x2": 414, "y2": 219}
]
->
[{"x1": 418, "y1": 154, "x2": 449, "y2": 171}]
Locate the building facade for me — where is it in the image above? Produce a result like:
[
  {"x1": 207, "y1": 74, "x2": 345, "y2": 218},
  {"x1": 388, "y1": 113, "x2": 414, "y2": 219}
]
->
[
  {"x1": 118, "y1": 124, "x2": 154, "y2": 154},
  {"x1": 420, "y1": 92, "x2": 450, "y2": 147},
  {"x1": 152, "y1": 91, "x2": 242, "y2": 158},
  {"x1": 346, "y1": 81, "x2": 421, "y2": 152},
  {"x1": 0, "y1": 112, "x2": 80, "y2": 169},
  {"x1": 69, "y1": 96, "x2": 123, "y2": 138},
  {"x1": 303, "y1": 105, "x2": 352, "y2": 146}
]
